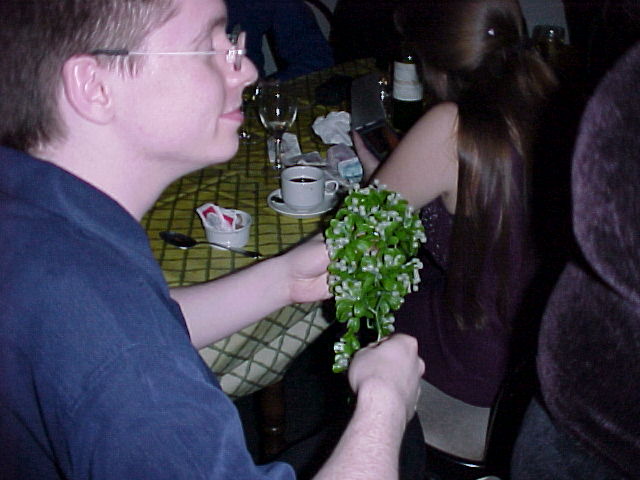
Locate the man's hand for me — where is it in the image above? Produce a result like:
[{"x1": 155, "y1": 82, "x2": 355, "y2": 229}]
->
[
  {"x1": 348, "y1": 334, "x2": 424, "y2": 422},
  {"x1": 312, "y1": 334, "x2": 424, "y2": 479},
  {"x1": 280, "y1": 233, "x2": 332, "y2": 305}
]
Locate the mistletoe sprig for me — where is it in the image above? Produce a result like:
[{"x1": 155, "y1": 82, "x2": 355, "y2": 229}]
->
[{"x1": 325, "y1": 181, "x2": 426, "y2": 373}]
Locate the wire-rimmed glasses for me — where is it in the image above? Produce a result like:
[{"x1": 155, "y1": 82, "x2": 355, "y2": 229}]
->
[{"x1": 90, "y1": 32, "x2": 247, "y2": 71}]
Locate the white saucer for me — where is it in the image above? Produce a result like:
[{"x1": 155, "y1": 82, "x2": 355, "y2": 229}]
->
[{"x1": 267, "y1": 189, "x2": 338, "y2": 218}]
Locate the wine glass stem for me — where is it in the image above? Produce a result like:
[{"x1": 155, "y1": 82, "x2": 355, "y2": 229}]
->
[
  {"x1": 274, "y1": 137, "x2": 283, "y2": 170},
  {"x1": 238, "y1": 101, "x2": 250, "y2": 141}
]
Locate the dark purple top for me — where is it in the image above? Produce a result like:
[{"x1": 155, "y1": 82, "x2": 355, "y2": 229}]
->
[{"x1": 395, "y1": 155, "x2": 534, "y2": 407}]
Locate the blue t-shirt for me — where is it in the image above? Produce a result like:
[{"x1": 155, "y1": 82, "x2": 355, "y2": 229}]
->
[{"x1": 0, "y1": 147, "x2": 294, "y2": 479}]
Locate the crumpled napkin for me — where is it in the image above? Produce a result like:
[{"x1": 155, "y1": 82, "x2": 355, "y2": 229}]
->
[
  {"x1": 312, "y1": 111, "x2": 352, "y2": 146},
  {"x1": 267, "y1": 132, "x2": 302, "y2": 164},
  {"x1": 283, "y1": 151, "x2": 325, "y2": 167}
]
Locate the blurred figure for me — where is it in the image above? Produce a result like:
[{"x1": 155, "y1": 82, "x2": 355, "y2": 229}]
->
[
  {"x1": 227, "y1": 0, "x2": 333, "y2": 80},
  {"x1": 330, "y1": 0, "x2": 400, "y2": 67},
  {"x1": 511, "y1": 39, "x2": 640, "y2": 479}
]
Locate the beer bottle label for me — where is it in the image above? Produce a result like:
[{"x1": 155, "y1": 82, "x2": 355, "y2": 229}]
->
[{"x1": 393, "y1": 62, "x2": 423, "y2": 101}]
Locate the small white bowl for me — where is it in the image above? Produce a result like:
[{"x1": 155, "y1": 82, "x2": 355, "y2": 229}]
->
[{"x1": 203, "y1": 210, "x2": 252, "y2": 249}]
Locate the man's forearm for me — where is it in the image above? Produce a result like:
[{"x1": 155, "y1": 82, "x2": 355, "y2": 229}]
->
[
  {"x1": 313, "y1": 381, "x2": 409, "y2": 480},
  {"x1": 170, "y1": 256, "x2": 290, "y2": 349}
]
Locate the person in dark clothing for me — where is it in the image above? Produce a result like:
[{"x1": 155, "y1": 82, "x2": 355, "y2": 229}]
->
[
  {"x1": 355, "y1": 0, "x2": 557, "y2": 409},
  {"x1": 329, "y1": 0, "x2": 401, "y2": 67},
  {"x1": 227, "y1": 0, "x2": 333, "y2": 80},
  {"x1": 353, "y1": 0, "x2": 557, "y2": 461}
]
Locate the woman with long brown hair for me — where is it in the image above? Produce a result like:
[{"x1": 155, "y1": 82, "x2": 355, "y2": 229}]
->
[{"x1": 356, "y1": 0, "x2": 556, "y2": 413}]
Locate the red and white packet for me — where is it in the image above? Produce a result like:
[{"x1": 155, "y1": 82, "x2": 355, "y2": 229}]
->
[{"x1": 196, "y1": 203, "x2": 242, "y2": 232}]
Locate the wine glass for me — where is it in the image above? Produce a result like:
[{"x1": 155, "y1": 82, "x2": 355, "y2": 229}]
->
[
  {"x1": 258, "y1": 83, "x2": 298, "y2": 172},
  {"x1": 237, "y1": 90, "x2": 252, "y2": 143},
  {"x1": 238, "y1": 83, "x2": 263, "y2": 144},
  {"x1": 229, "y1": 25, "x2": 259, "y2": 144}
]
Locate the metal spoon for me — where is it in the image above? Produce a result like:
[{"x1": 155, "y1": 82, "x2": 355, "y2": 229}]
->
[{"x1": 159, "y1": 231, "x2": 262, "y2": 259}]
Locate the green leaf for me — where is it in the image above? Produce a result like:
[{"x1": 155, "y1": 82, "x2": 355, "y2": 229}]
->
[
  {"x1": 336, "y1": 300, "x2": 354, "y2": 321},
  {"x1": 377, "y1": 298, "x2": 390, "y2": 315},
  {"x1": 388, "y1": 294, "x2": 404, "y2": 310},
  {"x1": 353, "y1": 300, "x2": 367, "y2": 318},
  {"x1": 381, "y1": 275, "x2": 398, "y2": 291}
]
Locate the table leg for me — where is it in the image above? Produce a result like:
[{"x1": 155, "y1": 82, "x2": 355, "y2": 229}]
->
[{"x1": 258, "y1": 379, "x2": 287, "y2": 460}]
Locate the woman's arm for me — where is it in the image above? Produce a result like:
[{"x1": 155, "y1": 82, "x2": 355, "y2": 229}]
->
[
  {"x1": 356, "y1": 102, "x2": 460, "y2": 211},
  {"x1": 170, "y1": 235, "x2": 331, "y2": 349}
]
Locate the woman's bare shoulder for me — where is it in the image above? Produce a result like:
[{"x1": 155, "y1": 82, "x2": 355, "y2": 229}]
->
[
  {"x1": 374, "y1": 102, "x2": 459, "y2": 209},
  {"x1": 397, "y1": 101, "x2": 458, "y2": 161},
  {"x1": 414, "y1": 101, "x2": 458, "y2": 132}
]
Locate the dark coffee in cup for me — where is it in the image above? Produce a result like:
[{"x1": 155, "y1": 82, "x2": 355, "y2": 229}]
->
[{"x1": 290, "y1": 176, "x2": 317, "y2": 183}]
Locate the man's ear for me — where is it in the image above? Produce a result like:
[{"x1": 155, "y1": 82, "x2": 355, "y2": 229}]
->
[{"x1": 61, "y1": 56, "x2": 114, "y2": 124}]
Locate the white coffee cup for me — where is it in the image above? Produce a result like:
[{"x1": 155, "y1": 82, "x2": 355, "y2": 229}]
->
[{"x1": 281, "y1": 166, "x2": 339, "y2": 210}]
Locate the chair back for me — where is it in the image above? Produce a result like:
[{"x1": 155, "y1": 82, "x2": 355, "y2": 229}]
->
[{"x1": 421, "y1": 356, "x2": 536, "y2": 480}]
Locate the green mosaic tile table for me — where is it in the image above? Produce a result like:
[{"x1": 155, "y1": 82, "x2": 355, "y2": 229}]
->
[{"x1": 142, "y1": 59, "x2": 377, "y2": 398}]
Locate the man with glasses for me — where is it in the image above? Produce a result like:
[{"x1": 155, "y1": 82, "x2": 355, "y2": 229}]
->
[{"x1": 0, "y1": 0, "x2": 424, "y2": 479}]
